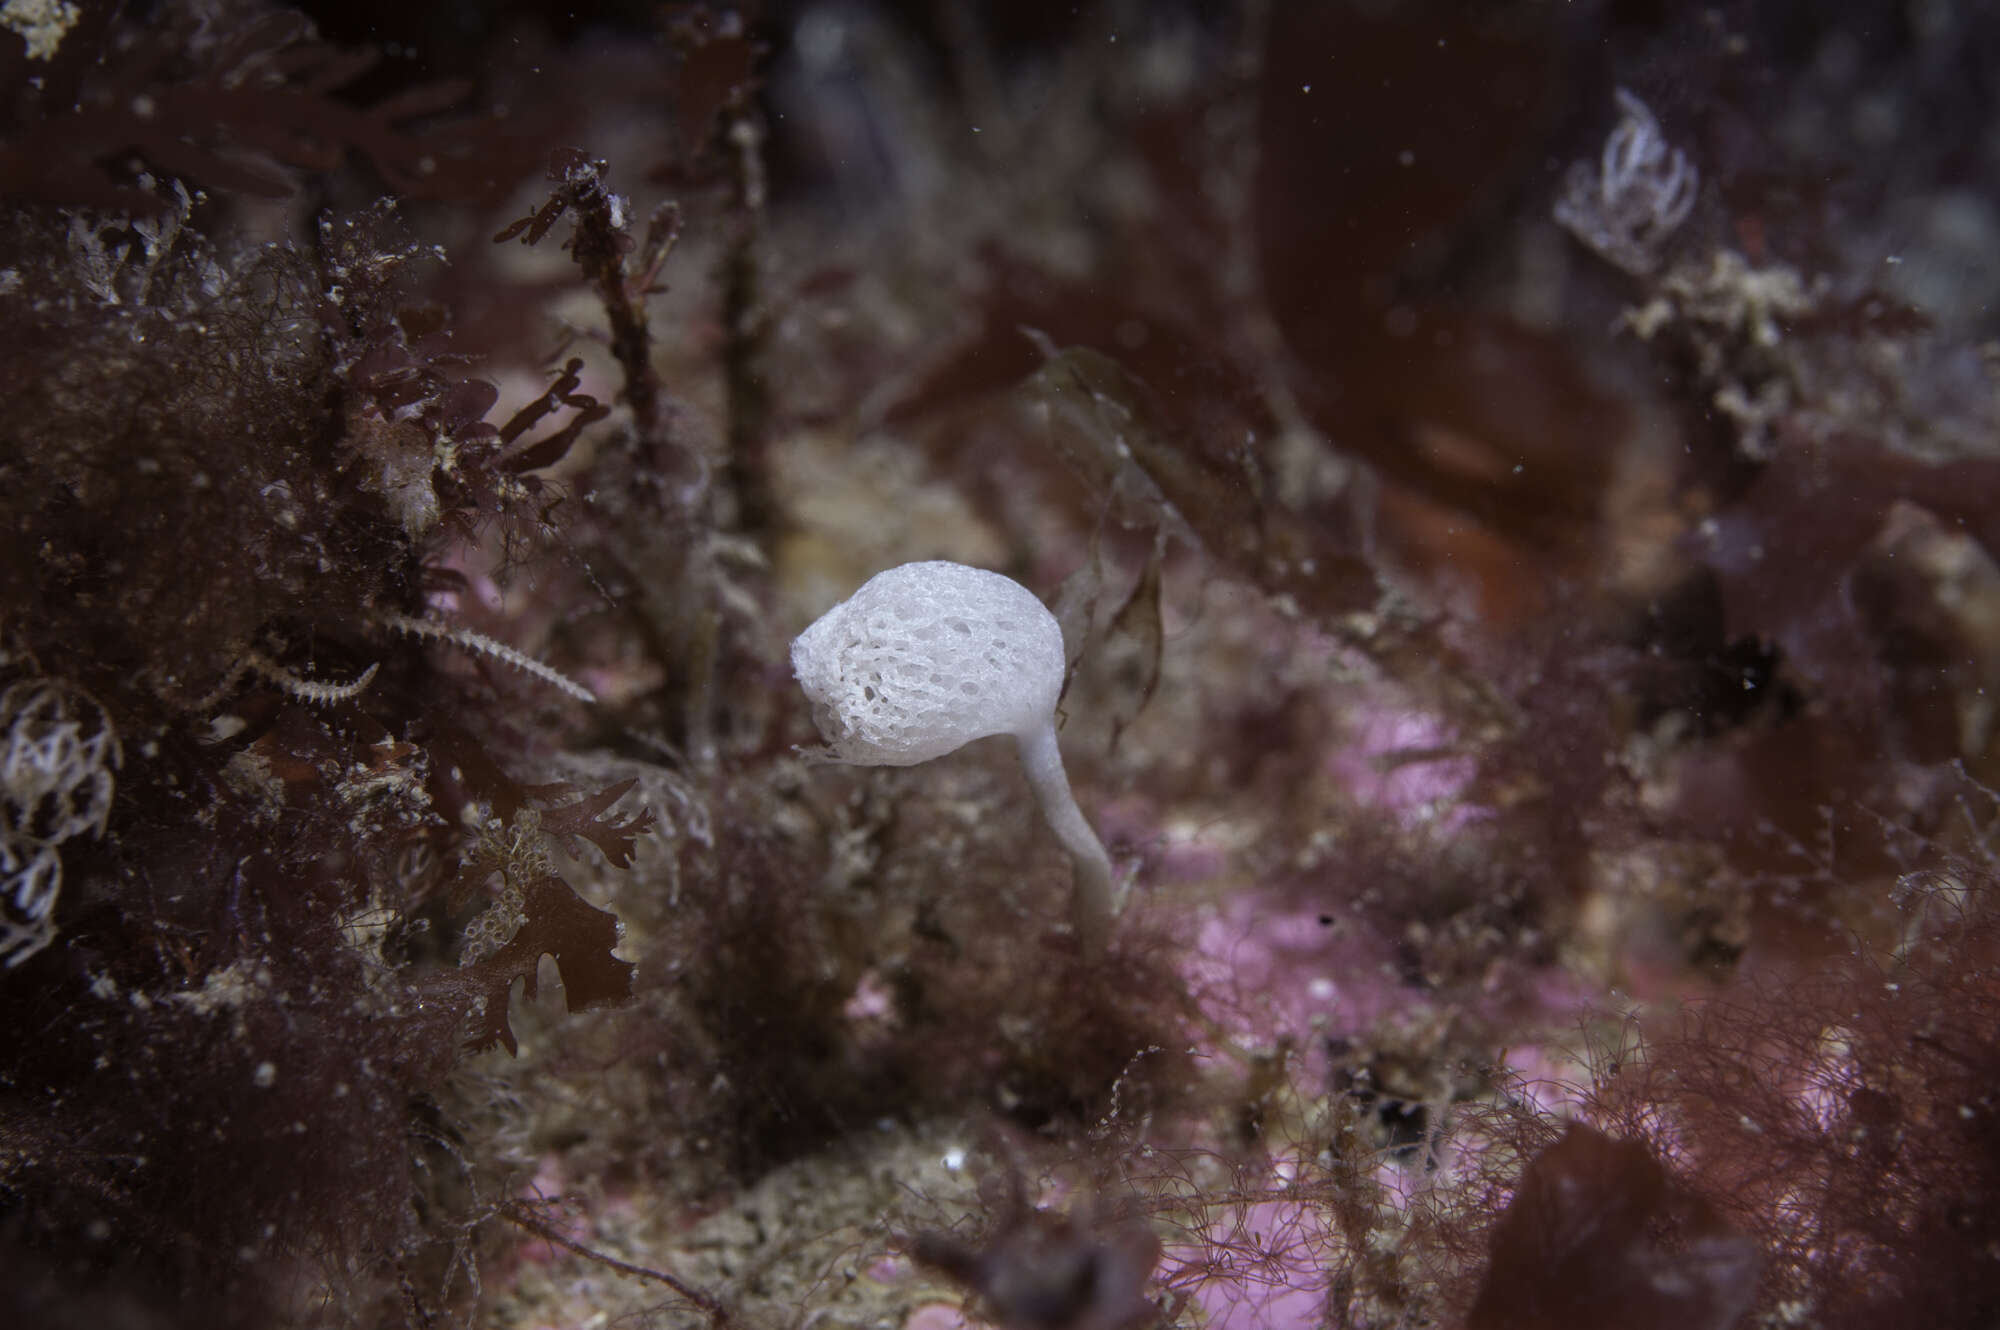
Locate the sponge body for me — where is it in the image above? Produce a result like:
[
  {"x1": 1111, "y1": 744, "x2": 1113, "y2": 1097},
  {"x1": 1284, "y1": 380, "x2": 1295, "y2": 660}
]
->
[{"x1": 791, "y1": 561, "x2": 1065, "y2": 766}]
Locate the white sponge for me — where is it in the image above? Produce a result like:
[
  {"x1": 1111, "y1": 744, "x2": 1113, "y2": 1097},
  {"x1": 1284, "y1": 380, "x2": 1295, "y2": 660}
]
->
[
  {"x1": 791, "y1": 561, "x2": 1065, "y2": 766},
  {"x1": 792, "y1": 561, "x2": 1122, "y2": 949}
]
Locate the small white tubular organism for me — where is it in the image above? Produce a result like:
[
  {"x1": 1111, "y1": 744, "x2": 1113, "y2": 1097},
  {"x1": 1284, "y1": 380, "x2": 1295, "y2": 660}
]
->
[
  {"x1": 1555, "y1": 87, "x2": 1698, "y2": 276},
  {"x1": 791, "y1": 561, "x2": 1122, "y2": 950}
]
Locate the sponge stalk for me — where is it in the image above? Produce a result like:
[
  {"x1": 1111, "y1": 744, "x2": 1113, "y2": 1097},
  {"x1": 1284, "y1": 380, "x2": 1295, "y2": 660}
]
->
[{"x1": 1016, "y1": 720, "x2": 1119, "y2": 952}]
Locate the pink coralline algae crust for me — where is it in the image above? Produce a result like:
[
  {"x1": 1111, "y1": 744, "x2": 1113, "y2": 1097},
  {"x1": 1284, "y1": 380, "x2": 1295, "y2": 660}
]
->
[
  {"x1": 1185, "y1": 897, "x2": 1392, "y2": 1048},
  {"x1": 904, "y1": 1302, "x2": 981, "y2": 1330},
  {"x1": 1323, "y1": 708, "x2": 1482, "y2": 832},
  {"x1": 1170, "y1": 1195, "x2": 1333, "y2": 1330}
]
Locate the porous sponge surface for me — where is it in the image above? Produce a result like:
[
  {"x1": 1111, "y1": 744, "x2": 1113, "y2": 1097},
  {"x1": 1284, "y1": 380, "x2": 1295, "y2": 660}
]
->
[{"x1": 791, "y1": 561, "x2": 1064, "y2": 766}]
